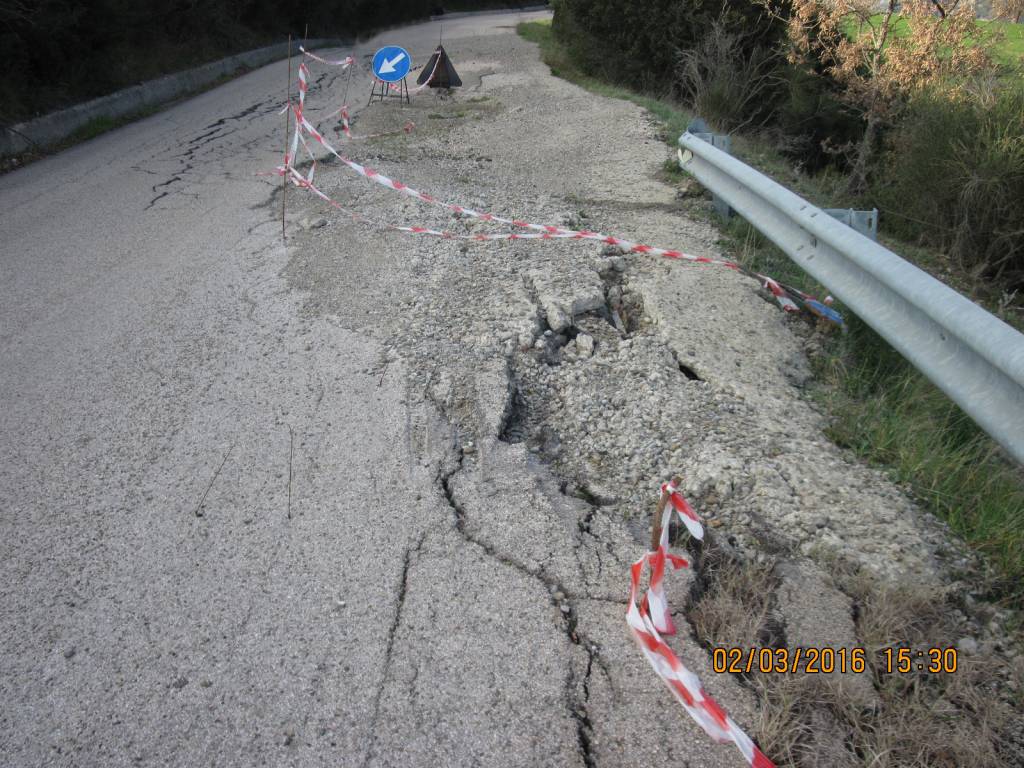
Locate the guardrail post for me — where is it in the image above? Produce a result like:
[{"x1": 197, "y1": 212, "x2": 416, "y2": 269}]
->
[
  {"x1": 686, "y1": 119, "x2": 732, "y2": 219},
  {"x1": 686, "y1": 120, "x2": 881, "y2": 240},
  {"x1": 823, "y1": 207, "x2": 879, "y2": 241}
]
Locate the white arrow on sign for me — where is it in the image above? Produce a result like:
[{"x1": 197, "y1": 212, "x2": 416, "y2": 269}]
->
[{"x1": 378, "y1": 52, "x2": 406, "y2": 75}]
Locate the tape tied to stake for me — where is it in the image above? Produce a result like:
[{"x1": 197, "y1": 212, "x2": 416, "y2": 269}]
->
[
  {"x1": 329, "y1": 104, "x2": 415, "y2": 140},
  {"x1": 629, "y1": 482, "x2": 776, "y2": 768},
  {"x1": 298, "y1": 46, "x2": 354, "y2": 68}
]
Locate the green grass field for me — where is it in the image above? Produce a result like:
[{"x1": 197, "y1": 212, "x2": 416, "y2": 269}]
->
[{"x1": 982, "y1": 18, "x2": 1024, "y2": 62}]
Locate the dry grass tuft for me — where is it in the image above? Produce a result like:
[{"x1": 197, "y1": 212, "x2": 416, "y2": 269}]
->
[
  {"x1": 688, "y1": 549, "x2": 778, "y2": 650},
  {"x1": 686, "y1": 546, "x2": 1022, "y2": 767}
]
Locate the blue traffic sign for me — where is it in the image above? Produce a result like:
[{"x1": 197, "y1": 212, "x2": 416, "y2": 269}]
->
[{"x1": 372, "y1": 46, "x2": 412, "y2": 83}]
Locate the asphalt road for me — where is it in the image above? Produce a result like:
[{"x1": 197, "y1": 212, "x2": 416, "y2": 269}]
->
[{"x1": 0, "y1": 10, "x2": 761, "y2": 768}]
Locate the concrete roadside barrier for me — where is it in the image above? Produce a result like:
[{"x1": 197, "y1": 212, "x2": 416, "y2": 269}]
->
[{"x1": 0, "y1": 38, "x2": 346, "y2": 157}]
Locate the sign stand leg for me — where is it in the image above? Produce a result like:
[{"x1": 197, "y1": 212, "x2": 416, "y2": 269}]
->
[{"x1": 367, "y1": 78, "x2": 411, "y2": 106}]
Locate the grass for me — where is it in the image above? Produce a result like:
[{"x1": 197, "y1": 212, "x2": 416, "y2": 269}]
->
[
  {"x1": 716, "y1": 220, "x2": 1024, "y2": 606},
  {"x1": 989, "y1": 18, "x2": 1024, "y2": 59},
  {"x1": 977, "y1": 18, "x2": 1024, "y2": 67},
  {"x1": 518, "y1": 18, "x2": 1024, "y2": 605},
  {"x1": 815, "y1": 327, "x2": 1024, "y2": 590},
  {"x1": 720, "y1": 217, "x2": 1024, "y2": 602}
]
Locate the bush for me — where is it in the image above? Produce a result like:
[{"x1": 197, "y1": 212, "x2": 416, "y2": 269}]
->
[
  {"x1": 873, "y1": 84, "x2": 1024, "y2": 287},
  {"x1": 773, "y1": 64, "x2": 862, "y2": 173},
  {"x1": 551, "y1": 0, "x2": 789, "y2": 98},
  {"x1": 675, "y1": 13, "x2": 783, "y2": 131}
]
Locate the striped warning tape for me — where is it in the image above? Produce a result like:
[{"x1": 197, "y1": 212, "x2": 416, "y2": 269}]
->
[
  {"x1": 278, "y1": 50, "x2": 839, "y2": 327},
  {"x1": 301, "y1": 42, "x2": 441, "y2": 102},
  {"x1": 298, "y1": 46, "x2": 354, "y2": 68},
  {"x1": 281, "y1": 48, "x2": 843, "y2": 326},
  {"x1": 628, "y1": 481, "x2": 775, "y2": 767},
  {"x1": 284, "y1": 102, "x2": 841, "y2": 324},
  {"x1": 298, "y1": 48, "x2": 418, "y2": 141}
]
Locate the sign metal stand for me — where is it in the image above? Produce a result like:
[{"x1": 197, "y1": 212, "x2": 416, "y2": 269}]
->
[{"x1": 367, "y1": 77, "x2": 410, "y2": 106}]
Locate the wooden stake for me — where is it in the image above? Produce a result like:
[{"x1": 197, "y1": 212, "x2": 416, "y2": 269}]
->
[
  {"x1": 344, "y1": 63, "x2": 353, "y2": 107},
  {"x1": 282, "y1": 33, "x2": 292, "y2": 245},
  {"x1": 651, "y1": 474, "x2": 682, "y2": 551}
]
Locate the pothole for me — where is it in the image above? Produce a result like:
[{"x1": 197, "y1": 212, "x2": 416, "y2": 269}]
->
[
  {"x1": 499, "y1": 376, "x2": 564, "y2": 461},
  {"x1": 532, "y1": 326, "x2": 579, "y2": 367},
  {"x1": 677, "y1": 362, "x2": 701, "y2": 381}
]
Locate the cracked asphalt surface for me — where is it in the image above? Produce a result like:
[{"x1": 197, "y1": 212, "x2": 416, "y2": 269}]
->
[
  {"x1": 1, "y1": 10, "x2": 742, "y2": 767},
  {"x1": 3, "y1": 8, "x2": 999, "y2": 768}
]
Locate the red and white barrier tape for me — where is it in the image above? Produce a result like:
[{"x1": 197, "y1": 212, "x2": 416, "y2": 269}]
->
[
  {"x1": 628, "y1": 481, "x2": 775, "y2": 768},
  {"x1": 294, "y1": 108, "x2": 737, "y2": 258},
  {"x1": 760, "y1": 277, "x2": 799, "y2": 314},
  {"x1": 299, "y1": 43, "x2": 435, "y2": 95},
  {"x1": 281, "y1": 49, "x2": 841, "y2": 326},
  {"x1": 333, "y1": 104, "x2": 415, "y2": 140},
  {"x1": 298, "y1": 46, "x2": 354, "y2": 68},
  {"x1": 292, "y1": 54, "x2": 417, "y2": 141}
]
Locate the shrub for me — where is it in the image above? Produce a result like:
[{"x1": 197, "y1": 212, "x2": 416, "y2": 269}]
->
[
  {"x1": 773, "y1": 60, "x2": 862, "y2": 172},
  {"x1": 551, "y1": 0, "x2": 789, "y2": 99},
  {"x1": 675, "y1": 12, "x2": 784, "y2": 132},
  {"x1": 873, "y1": 84, "x2": 1024, "y2": 287}
]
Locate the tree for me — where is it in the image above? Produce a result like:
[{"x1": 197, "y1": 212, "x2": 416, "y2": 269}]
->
[
  {"x1": 994, "y1": 0, "x2": 1024, "y2": 22},
  {"x1": 927, "y1": 1, "x2": 963, "y2": 18},
  {"x1": 763, "y1": 0, "x2": 992, "y2": 194}
]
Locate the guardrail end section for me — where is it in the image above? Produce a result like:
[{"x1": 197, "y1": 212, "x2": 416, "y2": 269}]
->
[{"x1": 683, "y1": 119, "x2": 732, "y2": 219}]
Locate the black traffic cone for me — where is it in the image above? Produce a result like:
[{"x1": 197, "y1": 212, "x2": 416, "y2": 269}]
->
[{"x1": 417, "y1": 45, "x2": 462, "y2": 88}]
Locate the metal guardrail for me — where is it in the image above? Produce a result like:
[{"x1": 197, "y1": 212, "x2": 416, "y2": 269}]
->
[{"x1": 678, "y1": 130, "x2": 1024, "y2": 464}]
